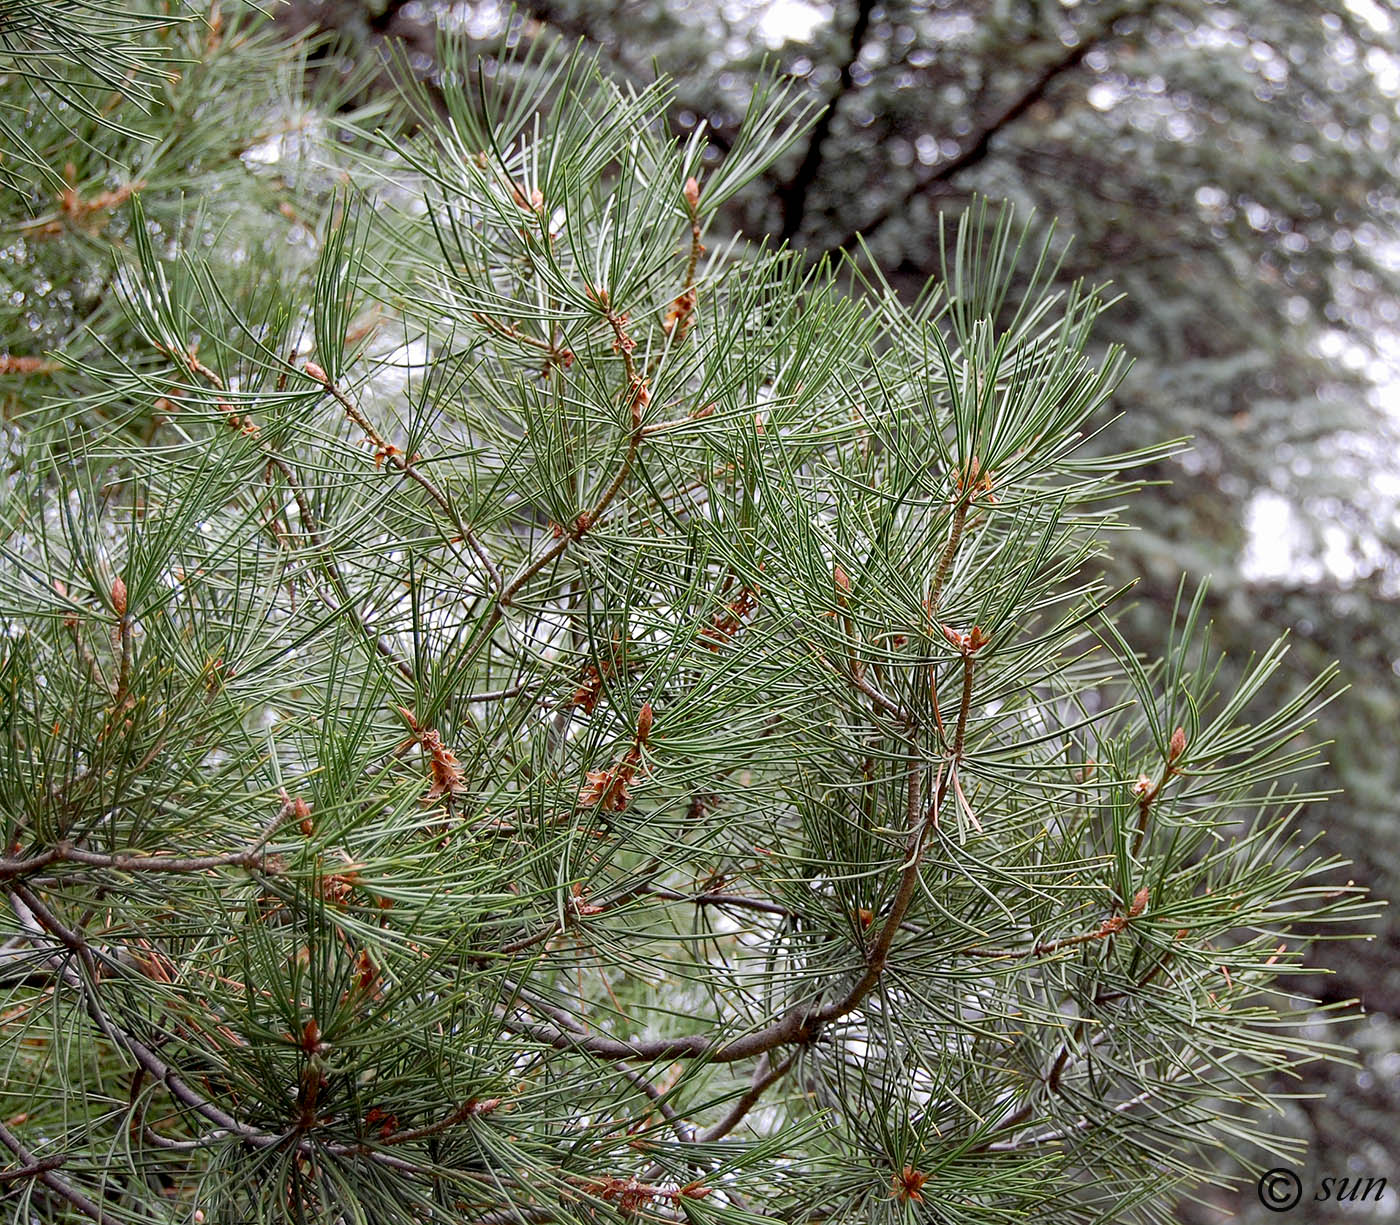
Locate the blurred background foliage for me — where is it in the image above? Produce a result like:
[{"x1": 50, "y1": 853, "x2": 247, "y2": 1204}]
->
[{"x1": 4, "y1": 0, "x2": 1397, "y2": 1217}]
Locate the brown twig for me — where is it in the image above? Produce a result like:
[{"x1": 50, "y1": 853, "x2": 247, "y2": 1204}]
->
[
  {"x1": 962, "y1": 888, "x2": 1150, "y2": 959},
  {"x1": 0, "y1": 1119, "x2": 112, "y2": 1223},
  {"x1": 0, "y1": 354, "x2": 61, "y2": 375},
  {"x1": 0, "y1": 798, "x2": 293, "y2": 881},
  {"x1": 500, "y1": 352, "x2": 646, "y2": 607},
  {"x1": 304, "y1": 363, "x2": 505, "y2": 596}
]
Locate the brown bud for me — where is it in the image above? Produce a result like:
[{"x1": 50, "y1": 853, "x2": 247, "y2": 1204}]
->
[
  {"x1": 300, "y1": 1018, "x2": 320, "y2": 1052},
  {"x1": 629, "y1": 377, "x2": 650, "y2": 426},
  {"x1": 1168, "y1": 726, "x2": 1187, "y2": 763},
  {"x1": 303, "y1": 360, "x2": 329, "y2": 385},
  {"x1": 893, "y1": 1166, "x2": 928, "y2": 1204},
  {"x1": 512, "y1": 183, "x2": 544, "y2": 211},
  {"x1": 683, "y1": 176, "x2": 701, "y2": 210},
  {"x1": 1128, "y1": 886, "x2": 1150, "y2": 917},
  {"x1": 111, "y1": 576, "x2": 127, "y2": 617},
  {"x1": 834, "y1": 565, "x2": 851, "y2": 597},
  {"x1": 292, "y1": 796, "x2": 313, "y2": 836},
  {"x1": 637, "y1": 701, "x2": 654, "y2": 744}
]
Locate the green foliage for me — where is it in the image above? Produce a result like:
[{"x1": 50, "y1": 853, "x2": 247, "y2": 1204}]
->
[
  {"x1": 0, "y1": 11, "x2": 1379, "y2": 1225},
  {"x1": 455, "y1": 8, "x2": 1400, "y2": 1216},
  {"x1": 0, "y1": 0, "x2": 192, "y2": 190}
]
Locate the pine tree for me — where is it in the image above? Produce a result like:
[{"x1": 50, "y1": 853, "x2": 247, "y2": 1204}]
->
[{"x1": 0, "y1": 7, "x2": 1376, "y2": 1222}]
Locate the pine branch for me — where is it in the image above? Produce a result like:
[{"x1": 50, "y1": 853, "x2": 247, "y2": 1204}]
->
[
  {"x1": 0, "y1": 795, "x2": 292, "y2": 879},
  {"x1": 0, "y1": 1118, "x2": 112, "y2": 1224}
]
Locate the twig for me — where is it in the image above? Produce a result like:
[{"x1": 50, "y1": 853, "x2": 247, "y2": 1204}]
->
[
  {"x1": 699, "y1": 1049, "x2": 800, "y2": 1143},
  {"x1": 962, "y1": 889, "x2": 1150, "y2": 959},
  {"x1": 304, "y1": 364, "x2": 505, "y2": 596},
  {"x1": 5, "y1": 883, "x2": 436, "y2": 1178},
  {"x1": 500, "y1": 399, "x2": 644, "y2": 605},
  {"x1": 983, "y1": 1085, "x2": 1159, "y2": 1152},
  {"x1": 154, "y1": 349, "x2": 420, "y2": 684},
  {"x1": 0, "y1": 1119, "x2": 112, "y2": 1223},
  {"x1": 0, "y1": 798, "x2": 293, "y2": 881}
]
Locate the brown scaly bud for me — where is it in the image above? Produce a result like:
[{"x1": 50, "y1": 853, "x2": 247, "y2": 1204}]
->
[
  {"x1": 957, "y1": 454, "x2": 996, "y2": 501},
  {"x1": 394, "y1": 706, "x2": 467, "y2": 805},
  {"x1": 353, "y1": 949, "x2": 381, "y2": 996},
  {"x1": 365, "y1": 1105, "x2": 400, "y2": 1139},
  {"x1": 419, "y1": 728, "x2": 466, "y2": 804},
  {"x1": 699, "y1": 579, "x2": 759, "y2": 651},
  {"x1": 570, "y1": 881, "x2": 605, "y2": 917},
  {"x1": 303, "y1": 360, "x2": 329, "y2": 385},
  {"x1": 941, "y1": 623, "x2": 988, "y2": 655},
  {"x1": 111, "y1": 576, "x2": 128, "y2": 617},
  {"x1": 834, "y1": 565, "x2": 851, "y2": 601},
  {"x1": 300, "y1": 1018, "x2": 321, "y2": 1053},
  {"x1": 1169, "y1": 725, "x2": 1187, "y2": 763},
  {"x1": 512, "y1": 183, "x2": 544, "y2": 212},
  {"x1": 320, "y1": 861, "x2": 364, "y2": 907},
  {"x1": 628, "y1": 376, "x2": 649, "y2": 426},
  {"x1": 292, "y1": 796, "x2": 313, "y2": 837},
  {"x1": 662, "y1": 288, "x2": 696, "y2": 335},
  {"x1": 1128, "y1": 886, "x2": 1150, "y2": 917},
  {"x1": 577, "y1": 702, "x2": 654, "y2": 812},
  {"x1": 571, "y1": 664, "x2": 605, "y2": 712},
  {"x1": 683, "y1": 176, "x2": 701, "y2": 210},
  {"x1": 577, "y1": 767, "x2": 633, "y2": 813},
  {"x1": 893, "y1": 1166, "x2": 928, "y2": 1204}
]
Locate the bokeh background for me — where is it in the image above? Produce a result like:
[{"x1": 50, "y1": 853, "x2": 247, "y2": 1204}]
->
[{"x1": 276, "y1": 2, "x2": 1400, "y2": 1217}]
